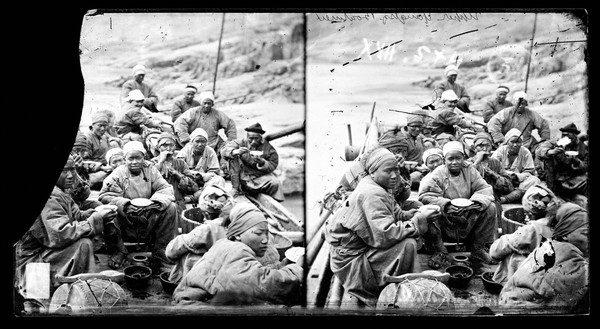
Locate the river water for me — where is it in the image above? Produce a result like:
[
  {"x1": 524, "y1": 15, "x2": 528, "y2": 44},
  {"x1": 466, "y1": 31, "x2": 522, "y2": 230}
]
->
[{"x1": 305, "y1": 60, "x2": 442, "y2": 231}]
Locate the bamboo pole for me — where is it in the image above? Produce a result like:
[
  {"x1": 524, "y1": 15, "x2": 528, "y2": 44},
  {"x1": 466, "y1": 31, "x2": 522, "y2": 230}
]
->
[
  {"x1": 524, "y1": 13, "x2": 538, "y2": 93},
  {"x1": 212, "y1": 13, "x2": 226, "y2": 96}
]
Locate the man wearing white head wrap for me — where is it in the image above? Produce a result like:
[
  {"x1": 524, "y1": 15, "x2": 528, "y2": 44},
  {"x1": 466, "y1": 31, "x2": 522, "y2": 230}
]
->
[
  {"x1": 150, "y1": 132, "x2": 202, "y2": 214},
  {"x1": 222, "y1": 122, "x2": 284, "y2": 201},
  {"x1": 487, "y1": 90, "x2": 551, "y2": 150},
  {"x1": 171, "y1": 85, "x2": 201, "y2": 122},
  {"x1": 429, "y1": 90, "x2": 474, "y2": 136},
  {"x1": 468, "y1": 132, "x2": 514, "y2": 204},
  {"x1": 172, "y1": 201, "x2": 303, "y2": 306},
  {"x1": 175, "y1": 128, "x2": 225, "y2": 192},
  {"x1": 114, "y1": 90, "x2": 163, "y2": 142},
  {"x1": 433, "y1": 64, "x2": 471, "y2": 112},
  {"x1": 106, "y1": 147, "x2": 125, "y2": 169},
  {"x1": 84, "y1": 112, "x2": 114, "y2": 190},
  {"x1": 14, "y1": 156, "x2": 117, "y2": 301},
  {"x1": 120, "y1": 63, "x2": 159, "y2": 112},
  {"x1": 173, "y1": 90, "x2": 237, "y2": 167},
  {"x1": 418, "y1": 139, "x2": 499, "y2": 265},
  {"x1": 324, "y1": 147, "x2": 441, "y2": 307},
  {"x1": 482, "y1": 85, "x2": 513, "y2": 123},
  {"x1": 491, "y1": 128, "x2": 541, "y2": 204},
  {"x1": 99, "y1": 140, "x2": 178, "y2": 271}
]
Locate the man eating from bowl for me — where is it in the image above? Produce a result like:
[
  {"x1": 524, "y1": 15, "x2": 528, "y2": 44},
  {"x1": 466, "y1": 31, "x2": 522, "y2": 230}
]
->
[
  {"x1": 98, "y1": 141, "x2": 179, "y2": 271},
  {"x1": 221, "y1": 122, "x2": 285, "y2": 201},
  {"x1": 418, "y1": 141, "x2": 499, "y2": 265}
]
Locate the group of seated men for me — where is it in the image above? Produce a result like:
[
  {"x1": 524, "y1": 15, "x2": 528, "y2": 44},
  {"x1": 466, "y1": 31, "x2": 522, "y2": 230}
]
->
[{"x1": 15, "y1": 63, "x2": 300, "y2": 310}]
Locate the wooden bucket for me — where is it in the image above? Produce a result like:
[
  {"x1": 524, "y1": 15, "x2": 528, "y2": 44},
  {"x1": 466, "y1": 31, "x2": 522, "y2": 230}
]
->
[
  {"x1": 181, "y1": 208, "x2": 205, "y2": 234},
  {"x1": 500, "y1": 207, "x2": 527, "y2": 235},
  {"x1": 376, "y1": 277, "x2": 455, "y2": 312},
  {"x1": 49, "y1": 279, "x2": 127, "y2": 314}
]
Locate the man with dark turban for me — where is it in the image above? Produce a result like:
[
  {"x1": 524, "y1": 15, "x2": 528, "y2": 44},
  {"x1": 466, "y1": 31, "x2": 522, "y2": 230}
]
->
[
  {"x1": 172, "y1": 202, "x2": 303, "y2": 306},
  {"x1": 498, "y1": 185, "x2": 589, "y2": 311},
  {"x1": 14, "y1": 156, "x2": 117, "y2": 308},
  {"x1": 98, "y1": 141, "x2": 179, "y2": 271},
  {"x1": 222, "y1": 122, "x2": 285, "y2": 201},
  {"x1": 337, "y1": 128, "x2": 421, "y2": 215},
  {"x1": 171, "y1": 85, "x2": 201, "y2": 123},
  {"x1": 324, "y1": 147, "x2": 441, "y2": 307},
  {"x1": 482, "y1": 86, "x2": 513, "y2": 123},
  {"x1": 418, "y1": 141, "x2": 499, "y2": 265},
  {"x1": 535, "y1": 122, "x2": 588, "y2": 208}
]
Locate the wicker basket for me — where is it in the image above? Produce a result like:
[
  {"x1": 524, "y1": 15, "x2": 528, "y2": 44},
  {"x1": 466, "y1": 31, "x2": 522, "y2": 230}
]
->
[
  {"x1": 180, "y1": 208, "x2": 206, "y2": 234},
  {"x1": 500, "y1": 207, "x2": 527, "y2": 235},
  {"x1": 377, "y1": 277, "x2": 455, "y2": 312}
]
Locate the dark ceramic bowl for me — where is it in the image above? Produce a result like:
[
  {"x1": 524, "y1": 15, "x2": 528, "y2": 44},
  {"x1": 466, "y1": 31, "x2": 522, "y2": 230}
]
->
[
  {"x1": 481, "y1": 271, "x2": 503, "y2": 294},
  {"x1": 445, "y1": 265, "x2": 474, "y2": 289},
  {"x1": 124, "y1": 265, "x2": 152, "y2": 290},
  {"x1": 159, "y1": 271, "x2": 178, "y2": 295}
]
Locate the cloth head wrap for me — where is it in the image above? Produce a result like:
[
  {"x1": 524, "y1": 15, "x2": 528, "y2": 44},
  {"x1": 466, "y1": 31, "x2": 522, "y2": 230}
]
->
[
  {"x1": 190, "y1": 128, "x2": 209, "y2": 142},
  {"x1": 226, "y1": 202, "x2": 267, "y2": 239},
  {"x1": 198, "y1": 91, "x2": 215, "y2": 102},
  {"x1": 441, "y1": 90, "x2": 459, "y2": 102},
  {"x1": 422, "y1": 147, "x2": 444, "y2": 164},
  {"x1": 552, "y1": 205, "x2": 589, "y2": 241},
  {"x1": 521, "y1": 184, "x2": 556, "y2": 215},
  {"x1": 511, "y1": 91, "x2": 528, "y2": 105},
  {"x1": 127, "y1": 89, "x2": 145, "y2": 101},
  {"x1": 442, "y1": 141, "x2": 465, "y2": 157},
  {"x1": 472, "y1": 132, "x2": 493, "y2": 147},
  {"x1": 559, "y1": 122, "x2": 580, "y2": 135},
  {"x1": 435, "y1": 132, "x2": 454, "y2": 142},
  {"x1": 504, "y1": 128, "x2": 522, "y2": 144},
  {"x1": 496, "y1": 86, "x2": 510, "y2": 94},
  {"x1": 73, "y1": 130, "x2": 88, "y2": 151},
  {"x1": 406, "y1": 109, "x2": 426, "y2": 125},
  {"x1": 183, "y1": 85, "x2": 197, "y2": 94},
  {"x1": 444, "y1": 65, "x2": 459, "y2": 76},
  {"x1": 363, "y1": 148, "x2": 397, "y2": 174},
  {"x1": 377, "y1": 129, "x2": 409, "y2": 151},
  {"x1": 123, "y1": 140, "x2": 146, "y2": 156},
  {"x1": 105, "y1": 147, "x2": 124, "y2": 163},
  {"x1": 198, "y1": 184, "x2": 232, "y2": 214},
  {"x1": 157, "y1": 132, "x2": 176, "y2": 147},
  {"x1": 132, "y1": 64, "x2": 147, "y2": 76},
  {"x1": 91, "y1": 112, "x2": 109, "y2": 124}
]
